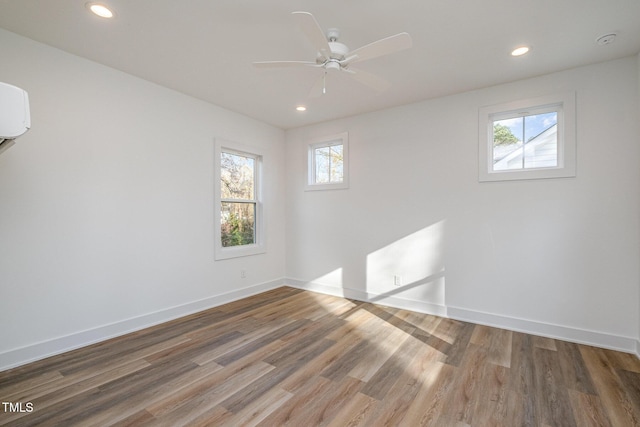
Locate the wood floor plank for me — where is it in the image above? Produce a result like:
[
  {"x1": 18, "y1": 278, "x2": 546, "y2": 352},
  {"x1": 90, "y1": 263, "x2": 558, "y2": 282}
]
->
[
  {"x1": 555, "y1": 340, "x2": 598, "y2": 394},
  {"x1": 64, "y1": 359, "x2": 223, "y2": 426},
  {"x1": 509, "y1": 331, "x2": 538, "y2": 427},
  {"x1": 361, "y1": 336, "x2": 448, "y2": 426},
  {"x1": 471, "y1": 324, "x2": 513, "y2": 368},
  {"x1": 359, "y1": 333, "x2": 426, "y2": 401},
  {"x1": 567, "y1": 389, "x2": 612, "y2": 427},
  {"x1": 278, "y1": 324, "x2": 369, "y2": 393},
  {"x1": 471, "y1": 362, "x2": 509, "y2": 425},
  {"x1": 179, "y1": 405, "x2": 234, "y2": 427},
  {"x1": 145, "y1": 333, "x2": 292, "y2": 420},
  {"x1": 297, "y1": 293, "x2": 358, "y2": 320},
  {"x1": 4, "y1": 358, "x2": 150, "y2": 420},
  {"x1": 147, "y1": 360, "x2": 275, "y2": 424},
  {"x1": 401, "y1": 362, "x2": 456, "y2": 426},
  {"x1": 320, "y1": 340, "x2": 372, "y2": 382},
  {"x1": 258, "y1": 375, "x2": 366, "y2": 426},
  {"x1": 580, "y1": 345, "x2": 640, "y2": 426},
  {"x1": 214, "y1": 318, "x2": 310, "y2": 366},
  {"x1": 189, "y1": 317, "x2": 292, "y2": 366},
  {"x1": 605, "y1": 348, "x2": 640, "y2": 373},
  {"x1": 437, "y1": 343, "x2": 488, "y2": 425},
  {"x1": 2, "y1": 287, "x2": 639, "y2": 427},
  {"x1": 347, "y1": 322, "x2": 411, "y2": 383},
  {"x1": 325, "y1": 392, "x2": 378, "y2": 427},
  {"x1": 533, "y1": 347, "x2": 578, "y2": 427},
  {"x1": 444, "y1": 321, "x2": 476, "y2": 367},
  {"x1": 305, "y1": 376, "x2": 365, "y2": 426},
  {"x1": 106, "y1": 409, "x2": 156, "y2": 427},
  {"x1": 616, "y1": 368, "x2": 640, "y2": 414},
  {"x1": 220, "y1": 338, "x2": 335, "y2": 413},
  {"x1": 0, "y1": 370, "x2": 63, "y2": 400},
  {"x1": 532, "y1": 335, "x2": 558, "y2": 351},
  {"x1": 224, "y1": 386, "x2": 293, "y2": 426}
]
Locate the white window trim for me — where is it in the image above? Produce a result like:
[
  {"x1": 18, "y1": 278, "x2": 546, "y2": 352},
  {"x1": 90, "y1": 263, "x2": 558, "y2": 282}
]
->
[
  {"x1": 305, "y1": 132, "x2": 349, "y2": 191},
  {"x1": 214, "y1": 139, "x2": 266, "y2": 260},
  {"x1": 478, "y1": 91, "x2": 576, "y2": 182}
]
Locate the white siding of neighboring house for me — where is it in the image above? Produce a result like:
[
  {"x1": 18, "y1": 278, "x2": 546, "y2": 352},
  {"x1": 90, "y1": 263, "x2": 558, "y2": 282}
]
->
[{"x1": 494, "y1": 124, "x2": 558, "y2": 170}]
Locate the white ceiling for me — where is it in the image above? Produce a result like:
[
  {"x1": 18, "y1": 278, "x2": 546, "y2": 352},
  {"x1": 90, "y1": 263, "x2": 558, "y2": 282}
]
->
[{"x1": 0, "y1": 0, "x2": 639, "y2": 129}]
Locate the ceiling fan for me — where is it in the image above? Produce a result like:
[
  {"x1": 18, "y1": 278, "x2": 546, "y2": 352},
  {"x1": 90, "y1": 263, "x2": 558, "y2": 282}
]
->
[{"x1": 253, "y1": 12, "x2": 413, "y2": 96}]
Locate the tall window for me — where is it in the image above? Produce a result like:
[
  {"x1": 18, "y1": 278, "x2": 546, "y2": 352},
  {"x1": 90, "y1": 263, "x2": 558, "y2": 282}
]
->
[
  {"x1": 479, "y1": 92, "x2": 576, "y2": 182},
  {"x1": 220, "y1": 150, "x2": 256, "y2": 247},
  {"x1": 215, "y1": 140, "x2": 264, "y2": 259},
  {"x1": 306, "y1": 132, "x2": 349, "y2": 191}
]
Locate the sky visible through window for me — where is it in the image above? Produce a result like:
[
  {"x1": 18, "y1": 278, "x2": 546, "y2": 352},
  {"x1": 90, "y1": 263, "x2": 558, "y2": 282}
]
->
[{"x1": 496, "y1": 112, "x2": 557, "y2": 143}]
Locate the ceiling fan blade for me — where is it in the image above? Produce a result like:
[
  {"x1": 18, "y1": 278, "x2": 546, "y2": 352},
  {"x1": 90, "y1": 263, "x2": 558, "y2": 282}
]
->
[
  {"x1": 292, "y1": 11, "x2": 331, "y2": 60},
  {"x1": 345, "y1": 67, "x2": 391, "y2": 92},
  {"x1": 347, "y1": 32, "x2": 412, "y2": 64},
  {"x1": 253, "y1": 61, "x2": 320, "y2": 69}
]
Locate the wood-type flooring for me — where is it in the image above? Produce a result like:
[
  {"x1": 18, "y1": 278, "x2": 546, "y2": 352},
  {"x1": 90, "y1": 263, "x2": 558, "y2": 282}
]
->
[{"x1": 1, "y1": 287, "x2": 639, "y2": 426}]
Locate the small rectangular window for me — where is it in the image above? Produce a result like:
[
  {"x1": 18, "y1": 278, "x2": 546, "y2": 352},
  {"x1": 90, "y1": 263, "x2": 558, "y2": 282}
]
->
[
  {"x1": 492, "y1": 109, "x2": 558, "y2": 171},
  {"x1": 479, "y1": 92, "x2": 576, "y2": 182},
  {"x1": 306, "y1": 132, "x2": 349, "y2": 191},
  {"x1": 214, "y1": 140, "x2": 265, "y2": 260}
]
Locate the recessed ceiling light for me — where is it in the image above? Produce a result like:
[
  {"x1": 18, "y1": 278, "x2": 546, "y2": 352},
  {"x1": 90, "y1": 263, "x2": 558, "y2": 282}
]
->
[
  {"x1": 86, "y1": 3, "x2": 114, "y2": 18},
  {"x1": 511, "y1": 46, "x2": 530, "y2": 56},
  {"x1": 296, "y1": 106, "x2": 307, "y2": 112}
]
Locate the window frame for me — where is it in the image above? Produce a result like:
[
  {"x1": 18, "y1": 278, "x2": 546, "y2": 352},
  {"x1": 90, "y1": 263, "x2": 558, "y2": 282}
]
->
[
  {"x1": 478, "y1": 91, "x2": 576, "y2": 182},
  {"x1": 305, "y1": 132, "x2": 349, "y2": 191},
  {"x1": 214, "y1": 139, "x2": 265, "y2": 260}
]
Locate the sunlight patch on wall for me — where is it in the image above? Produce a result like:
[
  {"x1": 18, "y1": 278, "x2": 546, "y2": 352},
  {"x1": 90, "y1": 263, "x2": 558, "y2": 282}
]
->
[{"x1": 366, "y1": 220, "x2": 446, "y2": 305}]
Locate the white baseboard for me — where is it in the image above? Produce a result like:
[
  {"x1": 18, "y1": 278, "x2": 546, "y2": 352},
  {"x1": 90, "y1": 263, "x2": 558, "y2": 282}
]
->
[
  {"x1": 285, "y1": 278, "x2": 448, "y2": 318},
  {"x1": 0, "y1": 278, "x2": 284, "y2": 372},
  {"x1": 447, "y1": 306, "x2": 638, "y2": 354},
  {"x1": 636, "y1": 339, "x2": 640, "y2": 359}
]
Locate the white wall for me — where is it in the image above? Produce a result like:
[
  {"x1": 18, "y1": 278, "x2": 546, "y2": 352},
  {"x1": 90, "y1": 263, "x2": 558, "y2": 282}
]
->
[
  {"x1": 0, "y1": 29, "x2": 286, "y2": 369},
  {"x1": 637, "y1": 52, "x2": 640, "y2": 357},
  {"x1": 285, "y1": 57, "x2": 640, "y2": 352}
]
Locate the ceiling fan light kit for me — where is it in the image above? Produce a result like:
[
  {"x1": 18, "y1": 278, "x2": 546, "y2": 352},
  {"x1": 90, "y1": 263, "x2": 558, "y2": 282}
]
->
[{"x1": 253, "y1": 11, "x2": 412, "y2": 96}]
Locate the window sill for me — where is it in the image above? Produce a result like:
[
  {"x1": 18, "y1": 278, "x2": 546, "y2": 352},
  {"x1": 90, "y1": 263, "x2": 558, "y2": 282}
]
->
[{"x1": 214, "y1": 243, "x2": 266, "y2": 260}]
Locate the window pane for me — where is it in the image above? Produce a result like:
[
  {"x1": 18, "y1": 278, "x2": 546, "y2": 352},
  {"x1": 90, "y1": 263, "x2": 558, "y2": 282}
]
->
[
  {"x1": 492, "y1": 112, "x2": 558, "y2": 171},
  {"x1": 220, "y1": 202, "x2": 255, "y2": 247},
  {"x1": 493, "y1": 117, "x2": 523, "y2": 170},
  {"x1": 314, "y1": 144, "x2": 343, "y2": 184},
  {"x1": 329, "y1": 145, "x2": 343, "y2": 182},
  {"x1": 314, "y1": 146, "x2": 330, "y2": 183},
  {"x1": 221, "y1": 152, "x2": 254, "y2": 200},
  {"x1": 523, "y1": 112, "x2": 558, "y2": 168}
]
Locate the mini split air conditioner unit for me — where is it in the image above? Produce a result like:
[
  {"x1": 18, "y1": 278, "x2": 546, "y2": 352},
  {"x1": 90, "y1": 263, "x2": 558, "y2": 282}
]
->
[{"x1": 0, "y1": 82, "x2": 31, "y2": 154}]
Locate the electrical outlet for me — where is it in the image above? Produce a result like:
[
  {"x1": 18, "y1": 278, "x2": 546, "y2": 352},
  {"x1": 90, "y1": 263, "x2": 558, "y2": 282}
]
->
[
  {"x1": 241, "y1": 269, "x2": 247, "y2": 279},
  {"x1": 394, "y1": 275, "x2": 402, "y2": 286}
]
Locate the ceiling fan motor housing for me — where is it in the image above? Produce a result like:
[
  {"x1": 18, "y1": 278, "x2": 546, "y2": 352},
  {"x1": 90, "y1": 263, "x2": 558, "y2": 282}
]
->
[
  {"x1": 316, "y1": 40, "x2": 349, "y2": 69},
  {"x1": 328, "y1": 41, "x2": 349, "y2": 59}
]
